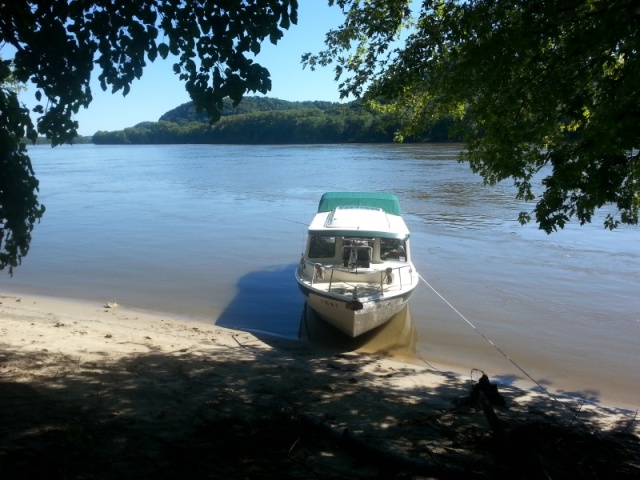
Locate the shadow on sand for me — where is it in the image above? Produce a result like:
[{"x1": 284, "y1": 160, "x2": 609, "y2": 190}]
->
[
  {"x1": 2, "y1": 323, "x2": 638, "y2": 479},
  {"x1": 1, "y1": 265, "x2": 638, "y2": 478}
]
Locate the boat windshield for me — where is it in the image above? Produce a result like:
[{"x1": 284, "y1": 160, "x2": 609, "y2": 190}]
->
[
  {"x1": 308, "y1": 236, "x2": 336, "y2": 258},
  {"x1": 380, "y1": 238, "x2": 407, "y2": 262},
  {"x1": 307, "y1": 236, "x2": 407, "y2": 264}
]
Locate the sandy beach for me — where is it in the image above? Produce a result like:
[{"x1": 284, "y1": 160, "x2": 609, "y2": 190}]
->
[{"x1": 1, "y1": 292, "x2": 639, "y2": 479}]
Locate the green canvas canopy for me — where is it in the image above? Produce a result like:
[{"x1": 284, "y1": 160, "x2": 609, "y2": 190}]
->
[{"x1": 317, "y1": 192, "x2": 402, "y2": 216}]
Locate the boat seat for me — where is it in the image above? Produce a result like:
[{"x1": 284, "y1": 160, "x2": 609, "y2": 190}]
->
[{"x1": 343, "y1": 246, "x2": 372, "y2": 268}]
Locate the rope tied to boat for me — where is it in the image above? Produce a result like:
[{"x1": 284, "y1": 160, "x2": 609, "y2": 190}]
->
[{"x1": 417, "y1": 273, "x2": 598, "y2": 434}]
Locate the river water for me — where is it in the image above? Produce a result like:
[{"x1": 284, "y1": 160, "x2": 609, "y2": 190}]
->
[{"x1": 3, "y1": 144, "x2": 639, "y2": 408}]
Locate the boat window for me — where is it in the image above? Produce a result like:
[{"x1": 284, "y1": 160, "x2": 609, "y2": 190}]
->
[
  {"x1": 380, "y1": 238, "x2": 406, "y2": 262},
  {"x1": 343, "y1": 238, "x2": 373, "y2": 268},
  {"x1": 343, "y1": 238, "x2": 374, "y2": 248},
  {"x1": 308, "y1": 236, "x2": 336, "y2": 258}
]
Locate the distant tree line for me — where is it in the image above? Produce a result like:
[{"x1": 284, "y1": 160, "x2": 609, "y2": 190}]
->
[
  {"x1": 23, "y1": 136, "x2": 92, "y2": 146},
  {"x1": 92, "y1": 97, "x2": 456, "y2": 144}
]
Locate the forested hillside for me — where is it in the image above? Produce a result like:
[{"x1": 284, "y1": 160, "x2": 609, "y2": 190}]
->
[
  {"x1": 92, "y1": 97, "x2": 455, "y2": 144},
  {"x1": 159, "y1": 97, "x2": 337, "y2": 124}
]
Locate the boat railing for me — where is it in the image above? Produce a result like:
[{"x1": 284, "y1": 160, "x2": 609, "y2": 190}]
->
[{"x1": 299, "y1": 259, "x2": 414, "y2": 294}]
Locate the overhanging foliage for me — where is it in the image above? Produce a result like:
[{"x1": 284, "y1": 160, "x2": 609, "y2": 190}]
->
[
  {"x1": 0, "y1": 0, "x2": 298, "y2": 272},
  {"x1": 306, "y1": 0, "x2": 639, "y2": 232}
]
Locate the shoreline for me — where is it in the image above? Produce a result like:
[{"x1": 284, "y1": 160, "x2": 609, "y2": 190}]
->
[
  {"x1": 2, "y1": 290, "x2": 637, "y2": 419},
  {"x1": 5, "y1": 281, "x2": 638, "y2": 413},
  {"x1": 2, "y1": 291, "x2": 639, "y2": 478}
]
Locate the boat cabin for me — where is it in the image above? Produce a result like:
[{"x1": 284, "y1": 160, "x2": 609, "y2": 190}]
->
[
  {"x1": 304, "y1": 193, "x2": 411, "y2": 270},
  {"x1": 307, "y1": 234, "x2": 408, "y2": 269}
]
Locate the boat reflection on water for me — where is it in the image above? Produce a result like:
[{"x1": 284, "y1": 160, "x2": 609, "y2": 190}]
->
[{"x1": 298, "y1": 303, "x2": 418, "y2": 361}]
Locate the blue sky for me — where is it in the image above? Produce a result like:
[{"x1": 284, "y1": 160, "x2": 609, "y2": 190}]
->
[{"x1": 18, "y1": 2, "x2": 347, "y2": 136}]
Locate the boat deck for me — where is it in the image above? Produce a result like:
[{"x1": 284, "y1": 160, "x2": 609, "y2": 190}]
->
[
  {"x1": 298, "y1": 262, "x2": 416, "y2": 300},
  {"x1": 304, "y1": 280, "x2": 394, "y2": 298}
]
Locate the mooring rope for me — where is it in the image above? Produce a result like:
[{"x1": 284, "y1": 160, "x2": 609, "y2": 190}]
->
[{"x1": 417, "y1": 273, "x2": 598, "y2": 429}]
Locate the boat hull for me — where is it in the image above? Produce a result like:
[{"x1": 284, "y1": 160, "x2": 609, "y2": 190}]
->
[
  {"x1": 297, "y1": 280, "x2": 416, "y2": 337},
  {"x1": 296, "y1": 192, "x2": 419, "y2": 338}
]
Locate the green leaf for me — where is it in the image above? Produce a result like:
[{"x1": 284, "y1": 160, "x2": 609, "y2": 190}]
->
[{"x1": 158, "y1": 43, "x2": 170, "y2": 59}]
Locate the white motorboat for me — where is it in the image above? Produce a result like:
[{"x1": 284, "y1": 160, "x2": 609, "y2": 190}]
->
[{"x1": 295, "y1": 192, "x2": 419, "y2": 337}]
